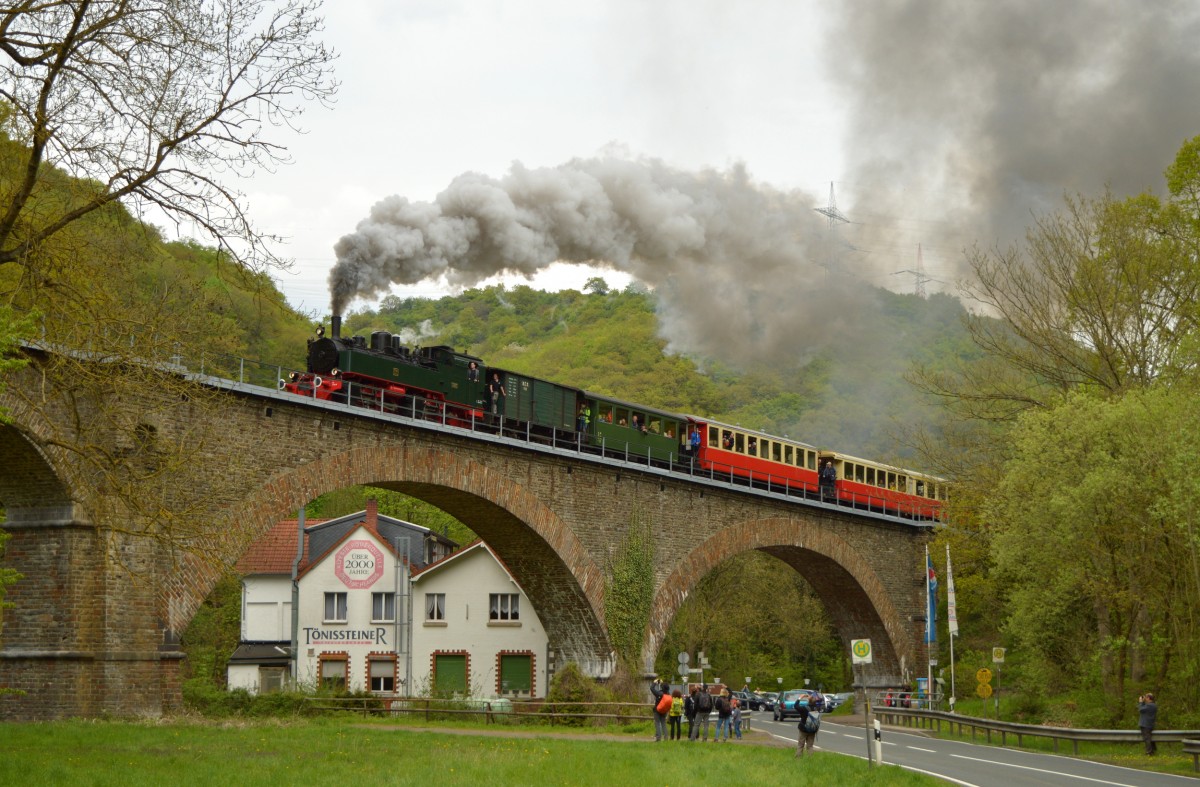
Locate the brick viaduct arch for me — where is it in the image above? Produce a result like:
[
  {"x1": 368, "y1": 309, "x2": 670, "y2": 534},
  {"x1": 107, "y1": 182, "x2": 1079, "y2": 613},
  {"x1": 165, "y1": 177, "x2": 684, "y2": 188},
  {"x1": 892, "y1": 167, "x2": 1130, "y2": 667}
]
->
[{"x1": 0, "y1": 358, "x2": 932, "y2": 719}]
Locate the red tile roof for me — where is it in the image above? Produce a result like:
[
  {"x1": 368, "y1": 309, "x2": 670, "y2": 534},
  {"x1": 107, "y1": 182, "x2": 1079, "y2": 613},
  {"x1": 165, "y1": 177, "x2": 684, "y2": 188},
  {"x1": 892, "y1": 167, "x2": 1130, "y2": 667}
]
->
[{"x1": 236, "y1": 518, "x2": 327, "y2": 574}]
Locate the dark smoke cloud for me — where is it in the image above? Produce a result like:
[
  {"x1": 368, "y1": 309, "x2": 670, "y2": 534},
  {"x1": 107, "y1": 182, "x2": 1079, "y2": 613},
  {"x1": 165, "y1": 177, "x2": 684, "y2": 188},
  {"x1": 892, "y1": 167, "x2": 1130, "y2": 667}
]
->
[
  {"x1": 331, "y1": 157, "x2": 864, "y2": 363},
  {"x1": 330, "y1": 2, "x2": 1200, "y2": 368},
  {"x1": 829, "y1": 0, "x2": 1200, "y2": 271}
]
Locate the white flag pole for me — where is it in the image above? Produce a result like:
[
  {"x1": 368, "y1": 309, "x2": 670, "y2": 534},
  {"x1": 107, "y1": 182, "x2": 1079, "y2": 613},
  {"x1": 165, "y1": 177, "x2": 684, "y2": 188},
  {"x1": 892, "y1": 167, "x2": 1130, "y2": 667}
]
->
[{"x1": 946, "y1": 543, "x2": 957, "y2": 711}]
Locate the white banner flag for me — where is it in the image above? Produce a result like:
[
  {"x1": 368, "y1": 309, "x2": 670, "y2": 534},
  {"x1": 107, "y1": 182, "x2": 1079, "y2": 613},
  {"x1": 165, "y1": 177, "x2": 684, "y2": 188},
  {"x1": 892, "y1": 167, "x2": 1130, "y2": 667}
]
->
[{"x1": 946, "y1": 544, "x2": 958, "y2": 637}]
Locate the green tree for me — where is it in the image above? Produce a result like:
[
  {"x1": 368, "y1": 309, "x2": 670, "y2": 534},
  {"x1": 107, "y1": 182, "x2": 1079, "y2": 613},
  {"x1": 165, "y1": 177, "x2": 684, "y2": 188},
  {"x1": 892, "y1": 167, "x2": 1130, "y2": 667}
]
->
[
  {"x1": 0, "y1": 0, "x2": 337, "y2": 275},
  {"x1": 988, "y1": 388, "x2": 1200, "y2": 719}
]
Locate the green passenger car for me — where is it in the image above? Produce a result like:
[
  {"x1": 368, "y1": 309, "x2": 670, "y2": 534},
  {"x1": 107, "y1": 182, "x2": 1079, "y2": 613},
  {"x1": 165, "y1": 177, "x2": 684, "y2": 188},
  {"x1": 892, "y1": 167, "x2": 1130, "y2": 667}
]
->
[{"x1": 585, "y1": 392, "x2": 686, "y2": 460}]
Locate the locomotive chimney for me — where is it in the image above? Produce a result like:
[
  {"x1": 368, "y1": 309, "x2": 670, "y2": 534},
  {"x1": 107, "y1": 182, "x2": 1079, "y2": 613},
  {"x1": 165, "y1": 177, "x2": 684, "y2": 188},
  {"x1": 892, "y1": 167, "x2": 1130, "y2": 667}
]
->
[{"x1": 331, "y1": 315, "x2": 342, "y2": 340}]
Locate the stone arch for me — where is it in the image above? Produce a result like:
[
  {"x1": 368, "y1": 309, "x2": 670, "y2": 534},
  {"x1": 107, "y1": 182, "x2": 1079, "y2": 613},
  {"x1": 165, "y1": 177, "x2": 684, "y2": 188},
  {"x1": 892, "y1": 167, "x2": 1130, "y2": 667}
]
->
[
  {"x1": 0, "y1": 415, "x2": 90, "y2": 526},
  {"x1": 643, "y1": 516, "x2": 911, "y2": 685},
  {"x1": 174, "y1": 441, "x2": 614, "y2": 674}
]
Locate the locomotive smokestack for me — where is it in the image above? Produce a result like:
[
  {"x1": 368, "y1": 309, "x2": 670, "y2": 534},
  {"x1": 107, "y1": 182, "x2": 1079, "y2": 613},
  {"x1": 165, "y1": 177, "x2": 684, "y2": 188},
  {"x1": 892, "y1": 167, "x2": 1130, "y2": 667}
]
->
[{"x1": 331, "y1": 315, "x2": 342, "y2": 340}]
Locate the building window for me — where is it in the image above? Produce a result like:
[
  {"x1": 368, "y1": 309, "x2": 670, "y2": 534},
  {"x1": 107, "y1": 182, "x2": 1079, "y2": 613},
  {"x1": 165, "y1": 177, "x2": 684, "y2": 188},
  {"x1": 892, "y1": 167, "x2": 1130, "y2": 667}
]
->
[
  {"x1": 324, "y1": 592, "x2": 347, "y2": 622},
  {"x1": 426, "y1": 593, "x2": 445, "y2": 621},
  {"x1": 369, "y1": 657, "x2": 396, "y2": 693},
  {"x1": 319, "y1": 655, "x2": 347, "y2": 689},
  {"x1": 259, "y1": 666, "x2": 287, "y2": 694},
  {"x1": 372, "y1": 592, "x2": 396, "y2": 622},
  {"x1": 489, "y1": 593, "x2": 519, "y2": 622}
]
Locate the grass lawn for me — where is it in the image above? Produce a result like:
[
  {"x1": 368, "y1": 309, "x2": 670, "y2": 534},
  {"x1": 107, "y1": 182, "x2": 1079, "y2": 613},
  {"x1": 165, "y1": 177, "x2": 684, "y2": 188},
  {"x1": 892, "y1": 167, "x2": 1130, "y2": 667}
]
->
[{"x1": 0, "y1": 717, "x2": 942, "y2": 786}]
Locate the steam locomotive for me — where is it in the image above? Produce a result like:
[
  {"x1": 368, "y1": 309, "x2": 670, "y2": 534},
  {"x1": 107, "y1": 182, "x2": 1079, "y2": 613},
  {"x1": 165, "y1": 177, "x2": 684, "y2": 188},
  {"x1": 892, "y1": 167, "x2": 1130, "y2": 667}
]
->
[{"x1": 281, "y1": 317, "x2": 946, "y2": 520}]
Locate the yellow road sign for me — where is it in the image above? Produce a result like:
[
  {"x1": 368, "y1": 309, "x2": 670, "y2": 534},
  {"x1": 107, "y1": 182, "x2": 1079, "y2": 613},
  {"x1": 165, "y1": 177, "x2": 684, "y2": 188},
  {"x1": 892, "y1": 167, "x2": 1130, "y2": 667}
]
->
[
  {"x1": 976, "y1": 667, "x2": 992, "y2": 684},
  {"x1": 976, "y1": 683, "x2": 993, "y2": 698}
]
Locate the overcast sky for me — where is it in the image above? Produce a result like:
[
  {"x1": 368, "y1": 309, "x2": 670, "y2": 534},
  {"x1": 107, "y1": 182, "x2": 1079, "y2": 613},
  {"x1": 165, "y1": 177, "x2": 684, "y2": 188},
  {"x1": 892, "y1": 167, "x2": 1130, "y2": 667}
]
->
[
  {"x1": 233, "y1": 0, "x2": 1200, "y2": 346},
  {"x1": 242, "y1": 1, "x2": 845, "y2": 315}
]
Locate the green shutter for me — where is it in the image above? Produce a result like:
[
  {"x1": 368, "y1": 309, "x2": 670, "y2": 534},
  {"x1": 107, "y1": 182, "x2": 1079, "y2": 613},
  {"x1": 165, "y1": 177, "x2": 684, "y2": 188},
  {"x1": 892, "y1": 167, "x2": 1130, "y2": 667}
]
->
[
  {"x1": 434, "y1": 655, "x2": 467, "y2": 695},
  {"x1": 500, "y1": 654, "x2": 532, "y2": 693}
]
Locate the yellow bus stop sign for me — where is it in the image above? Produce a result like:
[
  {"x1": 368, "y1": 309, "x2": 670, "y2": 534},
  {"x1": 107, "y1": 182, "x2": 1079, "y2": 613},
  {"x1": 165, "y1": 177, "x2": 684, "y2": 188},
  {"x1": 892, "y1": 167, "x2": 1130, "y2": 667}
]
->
[
  {"x1": 976, "y1": 683, "x2": 993, "y2": 698},
  {"x1": 976, "y1": 667, "x2": 992, "y2": 684}
]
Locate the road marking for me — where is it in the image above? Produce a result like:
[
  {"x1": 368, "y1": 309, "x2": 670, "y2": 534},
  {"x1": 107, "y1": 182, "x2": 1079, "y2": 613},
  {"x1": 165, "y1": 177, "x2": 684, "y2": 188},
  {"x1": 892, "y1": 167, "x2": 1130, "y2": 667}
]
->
[
  {"x1": 949, "y1": 754, "x2": 1147, "y2": 786},
  {"x1": 908, "y1": 746, "x2": 937, "y2": 752}
]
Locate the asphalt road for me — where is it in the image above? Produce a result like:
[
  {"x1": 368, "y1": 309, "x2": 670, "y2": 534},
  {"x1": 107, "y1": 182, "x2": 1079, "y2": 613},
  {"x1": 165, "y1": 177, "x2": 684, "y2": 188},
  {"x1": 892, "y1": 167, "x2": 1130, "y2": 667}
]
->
[{"x1": 751, "y1": 711, "x2": 1194, "y2": 787}]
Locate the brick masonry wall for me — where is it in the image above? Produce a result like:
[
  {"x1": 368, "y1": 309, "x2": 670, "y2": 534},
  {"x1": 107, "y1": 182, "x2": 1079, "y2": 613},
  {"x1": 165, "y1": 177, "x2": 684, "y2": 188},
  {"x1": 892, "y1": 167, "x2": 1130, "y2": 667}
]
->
[{"x1": 0, "y1": 360, "x2": 931, "y2": 718}]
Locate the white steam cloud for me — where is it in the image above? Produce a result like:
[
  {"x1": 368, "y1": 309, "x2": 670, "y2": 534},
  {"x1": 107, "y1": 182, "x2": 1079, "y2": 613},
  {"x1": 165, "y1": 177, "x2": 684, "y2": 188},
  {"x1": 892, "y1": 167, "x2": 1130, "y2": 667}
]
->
[{"x1": 332, "y1": 157, "x2": 861, "y2": 363}]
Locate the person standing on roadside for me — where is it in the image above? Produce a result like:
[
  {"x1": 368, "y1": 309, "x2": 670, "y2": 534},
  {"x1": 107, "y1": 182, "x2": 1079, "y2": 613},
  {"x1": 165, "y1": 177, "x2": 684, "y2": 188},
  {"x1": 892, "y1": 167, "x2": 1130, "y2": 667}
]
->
[
  {"x1": 668, "y1": 689, "x2": 684, "y2": 740},
  {"x1": 731, "y1": 697, "x2": 743, "y2": 740},
  {"x1": 1138, "y1": 692, "x2": 1158, "y2": 755},
  {"x1": 795, "y1": 695, "x2": 820, "y2": 758},
  {"x1": 684, "y1": 687, "x2": 697, "y2": 739},
  {"x1": 714, "y1": 689, "x2": 732, "y2": 741},
  {"x1": 651, "y1": 676, "x2": 668, "y2": 742},
  {"x1": 690, "y1": 684, "x2": 714, "y2": 741}
]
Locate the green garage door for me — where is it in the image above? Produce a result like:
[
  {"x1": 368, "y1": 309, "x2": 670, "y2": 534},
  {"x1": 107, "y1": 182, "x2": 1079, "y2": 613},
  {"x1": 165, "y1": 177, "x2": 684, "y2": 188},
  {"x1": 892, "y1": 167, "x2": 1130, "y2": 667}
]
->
[
  {"x1": 434, "y1": 654, "x2": 467, "y2": 695},
  {"x1": 500, "y1": 654, "x2": 532, "y2": 694}
]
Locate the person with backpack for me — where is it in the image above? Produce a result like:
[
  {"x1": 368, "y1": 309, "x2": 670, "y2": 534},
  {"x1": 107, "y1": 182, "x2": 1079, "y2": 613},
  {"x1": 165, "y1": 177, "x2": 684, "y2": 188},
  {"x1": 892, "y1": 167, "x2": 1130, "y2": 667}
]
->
[
  {"x1": 683, "y1": 688, "x2": 697, "y2": 739},
  {"x1": 714, "y1": 689, "x2": 733, "y2": 741},
  {"x1": 689, "y1": 684, "x2": 714, "y2": 741},
  {"x1": 651, "y1": 676, "x2": 669, "y2": 742},
  {"x1": 796, "y1": 695, "x2": 821, "y2": 758},
  {"x1": 668, "y1": 689, "x2": 685, "y2": 740}
]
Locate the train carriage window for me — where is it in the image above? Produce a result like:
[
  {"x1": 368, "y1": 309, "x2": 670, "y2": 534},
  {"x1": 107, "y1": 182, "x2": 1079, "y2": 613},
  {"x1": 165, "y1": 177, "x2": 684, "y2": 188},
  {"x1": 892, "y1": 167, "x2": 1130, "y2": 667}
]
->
[
  {"x1": 897, "y1": 475, "x2": 907, "y2": 492},
  {"x1": 734, "y1": 433, "x2": 745, "y2": 453},
  {"x1": 648, "y1": 417, "x2": 661, "y2": 435},
  {"x1": 916, "y1": 480, "x2": 926, "y2": 497},
  {"x1": 865, "y1": 467, "x2": 876, "y2": 486},
  {"x1": 809, "y1": 452, "x2": 817, "y2": 471},
  {"x1": 844, "y1": 462, "x2": 854, "y2": 481},
  {"x1": 772, "y1": 442, "x2": 782, "y2": 462},
  {"x1": 855, "y1": 464, "x2": 865, "y2": 483},
  {"x1": 598, "y1": 404, "x2": 614, "y2": 424},
  {"x1": 709, "y1": 428, "x2": 719, "y2": 448},
  {"x1": 615, "y1": 407, "x2": 630, "y2": 427},
  {"x1": 784, "y1": 445, "x2": 793, "y2": 464}
]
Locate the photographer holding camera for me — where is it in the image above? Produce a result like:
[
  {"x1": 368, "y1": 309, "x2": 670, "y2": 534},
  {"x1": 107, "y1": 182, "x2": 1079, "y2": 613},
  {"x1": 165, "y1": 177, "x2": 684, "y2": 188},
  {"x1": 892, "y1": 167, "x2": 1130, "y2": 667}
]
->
[{"x1": 1137, "y1": 692, "x2": 1158, "y2": 755}]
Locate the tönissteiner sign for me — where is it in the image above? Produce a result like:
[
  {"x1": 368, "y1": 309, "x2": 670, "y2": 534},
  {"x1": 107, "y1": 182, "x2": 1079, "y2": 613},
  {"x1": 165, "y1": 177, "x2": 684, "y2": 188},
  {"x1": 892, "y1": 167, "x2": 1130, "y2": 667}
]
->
[
  {"x1": 335, "y1": 539, "x2": 385, "y2": 589},
  {"x1": 302, "y1": 627, "x2": 389, "y2": 646}
]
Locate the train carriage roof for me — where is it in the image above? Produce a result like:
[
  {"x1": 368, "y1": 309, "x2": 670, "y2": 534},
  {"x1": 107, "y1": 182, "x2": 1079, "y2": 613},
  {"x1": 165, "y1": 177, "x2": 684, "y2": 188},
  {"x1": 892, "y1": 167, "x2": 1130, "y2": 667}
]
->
[
  {"x1": 582, "y1": 390, "x2": 688, "y2": 420},
  {"x1": 819, "y1": 450, "x2": 946, "y2": 482},
  {"x1": 688, "y1": 415, "x2": 819, "y2": 450}
]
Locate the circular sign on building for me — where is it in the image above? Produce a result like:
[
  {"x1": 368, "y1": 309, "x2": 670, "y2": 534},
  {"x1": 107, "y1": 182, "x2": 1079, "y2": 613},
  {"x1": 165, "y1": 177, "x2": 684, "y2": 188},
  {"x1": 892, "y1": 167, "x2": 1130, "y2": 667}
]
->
[{"x1": 335, "y1": 539, "x2": 385, "y2": 589}]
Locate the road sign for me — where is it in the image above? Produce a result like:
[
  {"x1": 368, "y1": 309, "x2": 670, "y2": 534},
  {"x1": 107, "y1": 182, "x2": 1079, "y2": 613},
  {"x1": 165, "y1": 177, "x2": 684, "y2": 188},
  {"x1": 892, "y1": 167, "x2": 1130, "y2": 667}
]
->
[
  {"x1": 851, "y1": 638, "x2": 873, "y2": 664},
  {"x1": 976, "y1": 683, "x2": 993, "y2": 698},
  {"x1": 678, "y1": 651, "x2": 690, "y2": 664},
  {"x1": 677, "y1": 663, "x2": 690, "y2": 677},
  {"x1": 976, "y1": 667, "x2": 992, "y2": 684},
  {"x1": 992, "y1": 647, "x2": 1006, "y2": 664}
]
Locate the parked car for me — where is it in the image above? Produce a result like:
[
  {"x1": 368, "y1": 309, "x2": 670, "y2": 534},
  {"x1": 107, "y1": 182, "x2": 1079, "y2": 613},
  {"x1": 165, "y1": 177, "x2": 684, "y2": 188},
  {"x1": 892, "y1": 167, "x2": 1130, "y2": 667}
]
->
[
  {"x1": 773, "y1": 689, "x2": 819, "y2": 721},
  {"x1": 758, "y1": 692, "x2": 779, "y2": 711},
  {"x1": 822, "y1": 693, "x2": 840, "y2": 710},
  {"x1": 730, "y1": 690, "x2": 756, "y2": 710}
]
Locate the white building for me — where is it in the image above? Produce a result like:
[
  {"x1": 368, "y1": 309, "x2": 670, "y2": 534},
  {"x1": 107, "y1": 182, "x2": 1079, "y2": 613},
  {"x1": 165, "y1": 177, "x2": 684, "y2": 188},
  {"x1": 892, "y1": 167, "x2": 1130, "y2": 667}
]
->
[{"x1": 227, "y1": 501, "x2": 548, "y2": 698}]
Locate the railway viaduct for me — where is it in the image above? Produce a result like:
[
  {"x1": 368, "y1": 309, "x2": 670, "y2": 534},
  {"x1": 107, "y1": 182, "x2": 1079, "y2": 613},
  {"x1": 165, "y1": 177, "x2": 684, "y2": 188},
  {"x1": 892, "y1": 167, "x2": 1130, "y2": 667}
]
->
[{"x1": 0, "y1": 352, "x2": 935, "y2": 720}]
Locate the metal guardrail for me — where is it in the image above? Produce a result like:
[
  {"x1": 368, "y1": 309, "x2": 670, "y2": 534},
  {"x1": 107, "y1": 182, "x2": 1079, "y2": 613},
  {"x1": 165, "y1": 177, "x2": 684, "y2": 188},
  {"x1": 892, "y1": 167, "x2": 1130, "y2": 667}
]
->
[
  {"x1": 875, "y1": 707, "x2": 1200, "y2": 756},
  {"x1": 1183, "y1": 739, "x2": 1200, "y2": 771}
]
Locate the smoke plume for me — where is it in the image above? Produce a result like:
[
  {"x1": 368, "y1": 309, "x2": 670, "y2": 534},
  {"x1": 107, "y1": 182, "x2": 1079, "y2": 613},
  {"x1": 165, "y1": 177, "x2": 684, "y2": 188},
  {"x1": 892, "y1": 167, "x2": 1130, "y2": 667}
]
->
[
  {"x1": 332, "y1": 157, "x2": 859, "y2": 363},
  {"x1": 330, "y1": 1, "x2": 1200, "y2": 367},
  {"x1": 828, "y1": 0, "x2": 1200, "y2": 271}
]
